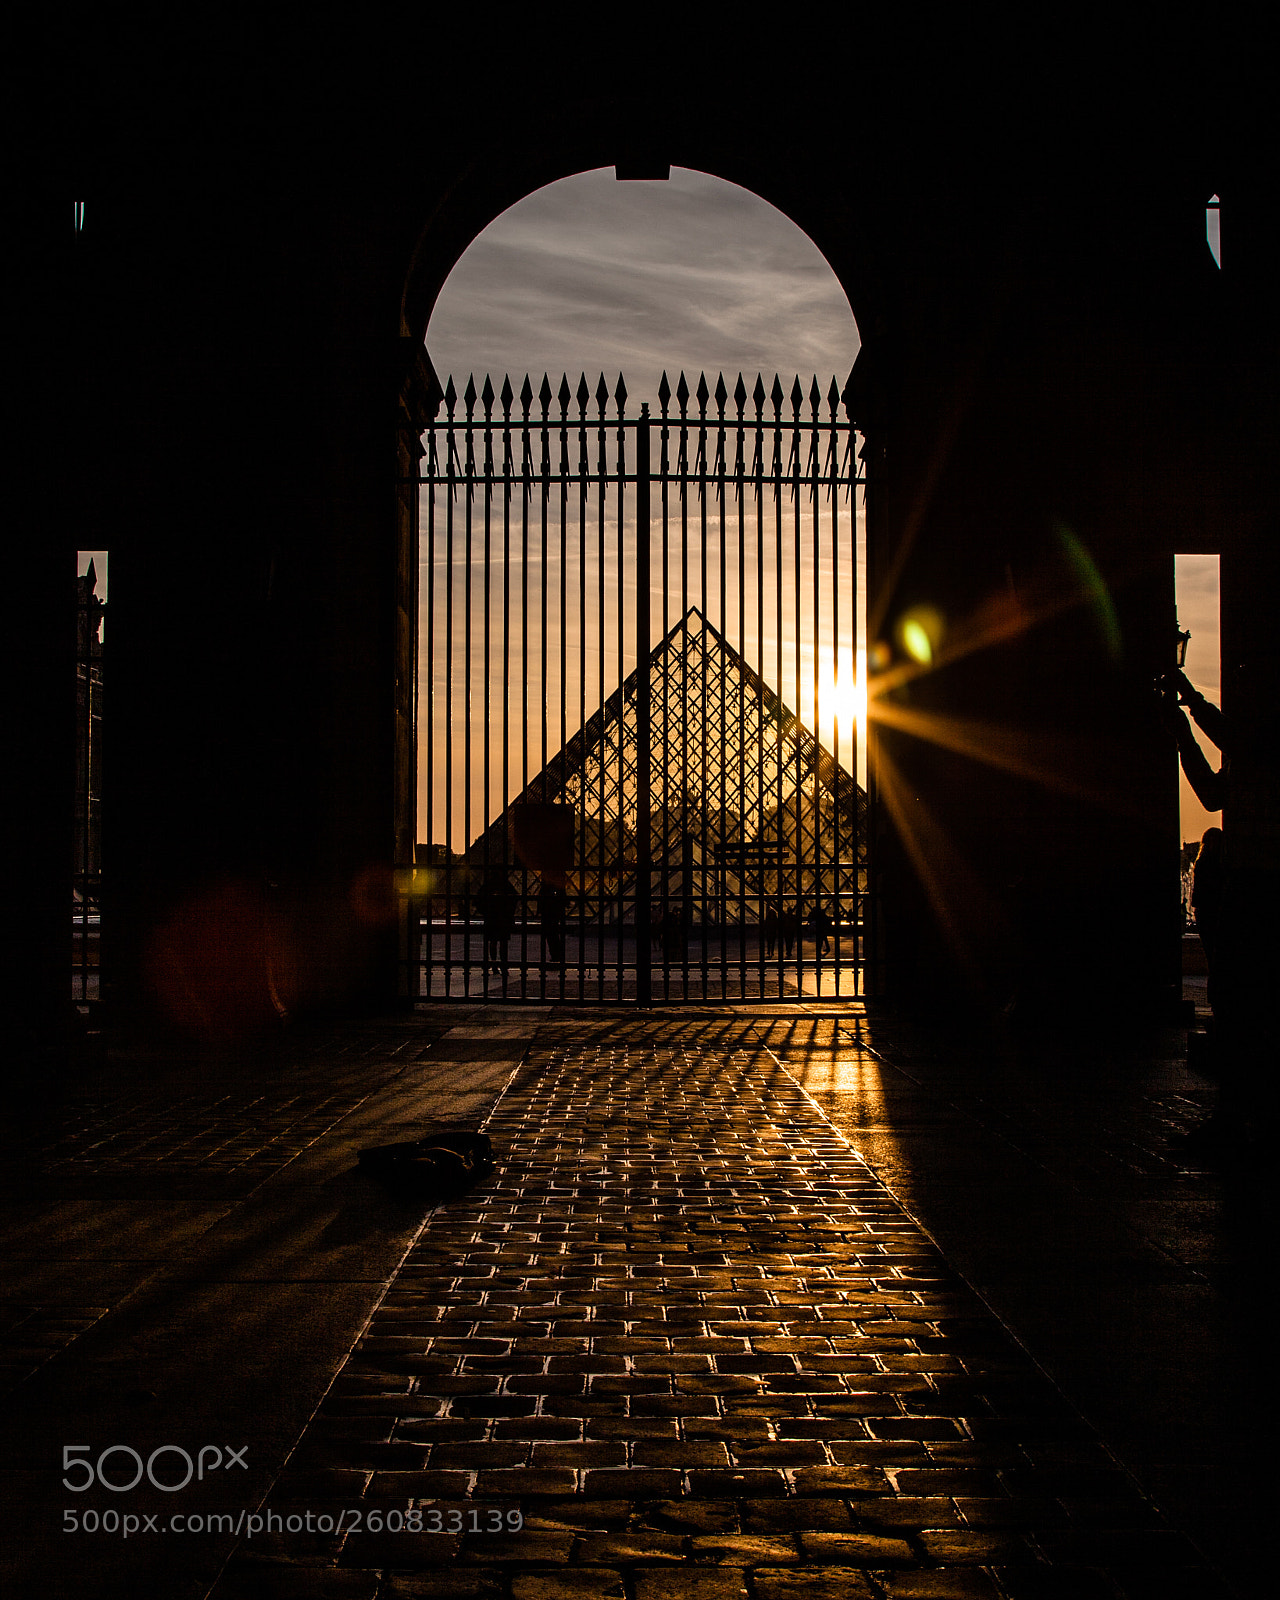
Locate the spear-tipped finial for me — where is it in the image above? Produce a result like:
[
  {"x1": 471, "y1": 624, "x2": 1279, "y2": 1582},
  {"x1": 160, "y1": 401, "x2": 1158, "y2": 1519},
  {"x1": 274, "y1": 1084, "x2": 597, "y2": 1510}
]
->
[
  {"x1": 481, "y1": 374, "x2": 495, "y2": 413},
  {"x1": 464, "y1": 374, "x2": 478, "y2": 412},
  {"x1": 538, "y1": 374, "x2": 554, "y2": 413},
  {"x1": 676, "y1": 372, "x2": 690, "y2": 411},
  {"x1": 658, "y1": 371, "x2": 671, "y2": 411},
  {"x1": 558, "y1": 373, "x2": 572, "y2": 411},
  {"x1": 519, "y1": 375, "x2": 534, "y2": 415},
  {"x1": 595, "y1": 373, "x2": 610, "y2": 409},
  {"x1": 500, "y1": 375, "x2": 514, "y2": 415},
  {"x1": 714, "y1": 373, "x2": 728, "y2": 411}
]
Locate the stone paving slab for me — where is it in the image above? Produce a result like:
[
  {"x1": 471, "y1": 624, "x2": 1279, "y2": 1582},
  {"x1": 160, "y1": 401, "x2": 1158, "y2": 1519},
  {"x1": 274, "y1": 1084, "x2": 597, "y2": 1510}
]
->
[{"x1": 213, "y1": 1014, "x2": 1229, "y2": 1599}]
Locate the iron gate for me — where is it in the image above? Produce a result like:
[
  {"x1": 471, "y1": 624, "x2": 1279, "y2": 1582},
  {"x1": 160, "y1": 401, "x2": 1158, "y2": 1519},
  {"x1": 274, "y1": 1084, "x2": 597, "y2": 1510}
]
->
[{"x1": 414, "y1": 370, "x2": 867, "y2": 1002}]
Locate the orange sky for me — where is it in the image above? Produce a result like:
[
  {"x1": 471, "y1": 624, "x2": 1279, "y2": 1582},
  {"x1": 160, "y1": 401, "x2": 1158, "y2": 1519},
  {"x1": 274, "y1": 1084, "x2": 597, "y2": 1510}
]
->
[{"x1": 1175, "y1": 554, "x2": 1221, "y2": 844}]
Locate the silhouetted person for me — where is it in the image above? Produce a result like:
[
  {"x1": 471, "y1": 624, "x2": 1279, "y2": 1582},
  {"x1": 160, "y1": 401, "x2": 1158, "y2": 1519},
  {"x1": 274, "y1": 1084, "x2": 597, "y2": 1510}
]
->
[
  {"x1": 764, "y1": 904, "x2": 779, "y2": 956},
  {"x1": 1157, "y1": 670, "x2": 1252, "y2": 1150},
  {"x1": 807, "y1": 903, "x2": 834, "y2": 957},
  {"x1": 538, "y1": 878, "x2": 566, "y2": 966},
  {"x1": 480, "y1": 869, "x2": 517, "y2": 976},
  {"x1": 782, "y1": 906, "x2": 799, "y2": 958},
  {"x1": 661, "y1": 907, "x2": 683, "y2": 961}
]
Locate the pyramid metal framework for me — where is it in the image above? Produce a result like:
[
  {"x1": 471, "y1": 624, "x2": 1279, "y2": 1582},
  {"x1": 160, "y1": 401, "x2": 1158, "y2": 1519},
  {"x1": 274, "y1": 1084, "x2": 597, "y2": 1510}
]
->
[{"x1": 470, "y1": 608, "x2": 866, "y2": 925}]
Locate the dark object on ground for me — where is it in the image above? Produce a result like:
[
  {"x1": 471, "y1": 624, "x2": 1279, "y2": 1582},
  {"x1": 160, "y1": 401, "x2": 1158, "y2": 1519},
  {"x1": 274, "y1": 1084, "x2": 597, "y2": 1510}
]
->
[
  {"x1": 1187, "y1": 1026, "x2": 1217, "y2": 1077},
  {"x1": 1167, "y1": 1117, "x2": 1254, "y2": 1162},
  {"x1": 358, "y1": 1128, "x2": 495, "y2": 1201}
]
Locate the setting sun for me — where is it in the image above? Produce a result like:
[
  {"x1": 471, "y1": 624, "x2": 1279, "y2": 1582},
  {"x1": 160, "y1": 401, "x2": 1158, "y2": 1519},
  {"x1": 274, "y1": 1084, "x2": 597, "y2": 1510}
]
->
[{"x1": 818, "y1": 649, "x2": 867, "y2": 732}]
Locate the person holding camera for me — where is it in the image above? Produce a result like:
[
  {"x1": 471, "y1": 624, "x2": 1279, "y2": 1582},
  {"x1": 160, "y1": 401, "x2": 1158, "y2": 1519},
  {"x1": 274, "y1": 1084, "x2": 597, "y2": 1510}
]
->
[{"x1": 1157, "y1": 667, "x2": 1230, "y2": 814}]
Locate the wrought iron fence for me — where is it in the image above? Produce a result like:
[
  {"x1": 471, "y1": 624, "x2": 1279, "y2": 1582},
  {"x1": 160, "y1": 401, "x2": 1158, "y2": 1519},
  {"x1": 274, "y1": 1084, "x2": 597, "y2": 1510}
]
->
[{"x1": 413, "y1": 370, "x2": 867, "y2": 1002}]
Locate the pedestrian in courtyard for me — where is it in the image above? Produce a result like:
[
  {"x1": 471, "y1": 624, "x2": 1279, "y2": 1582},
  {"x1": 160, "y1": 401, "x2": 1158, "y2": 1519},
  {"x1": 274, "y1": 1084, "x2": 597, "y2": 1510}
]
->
[
  {"x1": 807, "y1": 903, "x2": 834, "y2": 957},
  {"x1": 481, "y1": 868, "x2": 517, "y2": 977},
  {"x1": 1156, "y1": 668, "x2": 1257, "y2": 1152},
  {"x1": 538, "y1": 877, "x2": 566, "y2": 967}
]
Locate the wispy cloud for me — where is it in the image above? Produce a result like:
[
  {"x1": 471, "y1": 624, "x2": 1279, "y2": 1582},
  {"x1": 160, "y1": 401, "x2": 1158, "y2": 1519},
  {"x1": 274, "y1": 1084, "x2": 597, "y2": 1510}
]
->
[{"x1": 426, "y1": 167, "x2": 860, "y2": 403}]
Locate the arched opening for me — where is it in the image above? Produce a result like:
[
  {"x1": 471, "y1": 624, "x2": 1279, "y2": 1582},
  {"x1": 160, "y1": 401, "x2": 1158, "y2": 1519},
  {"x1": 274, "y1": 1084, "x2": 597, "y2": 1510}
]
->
[
  {"x1": 1173, "y1": 552, "x2": 1222, "y2": 1013},
  {"x1": 405, "y1": 167, "x2": 865, "y2": 1002}
]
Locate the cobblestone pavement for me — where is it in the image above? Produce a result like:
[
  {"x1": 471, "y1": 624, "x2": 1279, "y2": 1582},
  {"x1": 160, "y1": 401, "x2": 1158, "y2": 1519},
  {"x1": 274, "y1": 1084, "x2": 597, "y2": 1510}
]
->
[{"x1": 215, "y1": 1013, "x2": 1230, "y2": 1600}]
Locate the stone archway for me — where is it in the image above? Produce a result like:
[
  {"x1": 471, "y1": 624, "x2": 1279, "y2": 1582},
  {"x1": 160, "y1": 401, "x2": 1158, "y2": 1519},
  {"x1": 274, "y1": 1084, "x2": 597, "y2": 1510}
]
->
[{"x1": 395, "y1": 163, "x2": 872, "y2": 1003}]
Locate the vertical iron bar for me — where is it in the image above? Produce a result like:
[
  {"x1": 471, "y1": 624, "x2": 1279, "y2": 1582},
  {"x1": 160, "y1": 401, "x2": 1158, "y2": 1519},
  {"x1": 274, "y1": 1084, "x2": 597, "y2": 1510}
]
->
[
  {"x1": 858, "y1": 418, "x2": 872, "y2": 997},
  {"x1": 559, "y1": 382, "x2": 570, "y2": 770},
  {"x1": 444, "y1": 385, "x2": 456, "y2": 998},
  {"x1": 843, "y1": 408, "x2": 853, "y2": 996},
  {"x1": 425, "y1": 431, "x2": 435, "y2": 998},
  {"x1": 556, "y1": 380, "x2": 570, "y2": 1003},
  {"x1": 753, "y1": 377, "x2": 767, "y2": 999},
  {"x1": 678, "y1": 374, "x2": 690, "y2": 997},
  {"x1": 659, "y1": 374, "x2": 671, "y2": 1001},
  {"x1": 715, "y1": 375, "x2": 728, "y2": 999},
  {"x1": 519, "y1": 386, "x2": 534, "y2": 997},
  {"x1": 553, "y1": 388, "x2": 566, "y2": 1004},
  {"x1": 829, "y1": 384, "x2": 842, "y2": 996},
  {"x1": 502, "y1": 379, "x2": 514, "y2": 999},
  {"x1": 462, "y1": 379, "x2": 475, "y2": 996},
  {"x1": 772, "y1": 378, "x2": 785, "y2": 998},
  {"x1": 734, "y1": 377, "x2": 748, "y2": 997},
  {"x1": 792, "y1": 380, "x2": 803, "y2": 1001},
  {"x1": 540, "y1": 400, "x2": 550, "y2": 805},
  {"x1": 578, "y1": 375, "x2": 590, "y2": 1002},
  {"x1": 596, "y1": 377, "x2": 607, "y2": 1001},
  {"x1": 538, "y1": 382, "x2": 551, "y2": 999},
  {"x1": 697, "y1": 374, "x2": 709, "y2": 999},
  {"x1": 481, "y1": 379, "x2": 494, "y2": 999},
  {"x1": 810, "y1": 379, "x2": 823, "y2": 998},
  {"x1": 615, "y1": 378, "x2": 627, "y2": 996},
  {"x1": 636, "y1": 404, "x2": 652, "y2": 1005}
]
